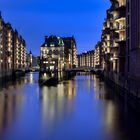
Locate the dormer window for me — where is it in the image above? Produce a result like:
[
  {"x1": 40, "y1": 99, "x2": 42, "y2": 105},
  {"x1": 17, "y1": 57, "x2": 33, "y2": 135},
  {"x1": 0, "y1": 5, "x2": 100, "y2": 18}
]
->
[{"x1": 50, "y1": 43, "x2": 54, "y2": 47}]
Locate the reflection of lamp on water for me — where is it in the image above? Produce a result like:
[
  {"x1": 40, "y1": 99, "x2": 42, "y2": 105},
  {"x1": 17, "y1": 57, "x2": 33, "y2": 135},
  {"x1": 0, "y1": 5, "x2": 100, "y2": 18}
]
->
[
  {"x1": 42, "y1": 73, "x2": 49, "y2": 80},
  {"x1": 51, "y1": 73, "x2": 54, "y2": 77}
]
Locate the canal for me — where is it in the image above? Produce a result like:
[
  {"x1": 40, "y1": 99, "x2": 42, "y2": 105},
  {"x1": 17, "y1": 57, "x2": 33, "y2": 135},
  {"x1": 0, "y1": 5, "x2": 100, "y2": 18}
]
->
[{"x1": 0, "y1": 72, "x2": 140, "y2": 140}]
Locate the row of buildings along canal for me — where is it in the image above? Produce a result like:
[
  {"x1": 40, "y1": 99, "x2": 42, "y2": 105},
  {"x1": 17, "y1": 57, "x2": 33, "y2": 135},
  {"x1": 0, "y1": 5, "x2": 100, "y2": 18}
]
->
[{"x1": 77, "y1": 0, "x2": 140, "y2": 102}]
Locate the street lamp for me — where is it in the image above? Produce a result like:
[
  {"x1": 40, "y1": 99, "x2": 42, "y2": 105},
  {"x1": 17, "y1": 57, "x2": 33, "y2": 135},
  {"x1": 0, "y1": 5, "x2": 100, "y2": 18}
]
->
[{"x1": 110, "y1": 57, "x2": 113, "y2": 61}]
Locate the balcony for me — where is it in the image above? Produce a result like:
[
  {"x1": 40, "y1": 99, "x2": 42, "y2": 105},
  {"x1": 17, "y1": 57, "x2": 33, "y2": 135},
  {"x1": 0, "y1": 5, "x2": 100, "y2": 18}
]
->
[
  {"x1": 115, "y1": 38, "x2": 126, "y2": 43},
  {"x1": 114, "y1": 10, "x2": 126, "y2": 21},
  {"x1": 115, "y1": 25, "x2": 126, "y2": 32},
  {"x1": 110, "y1": 47, "x2": 119, "y2": 59},
  {"x1": 111, "y1": 43, "x2": 119, "y2": 48},
  {"x1": 102, "y1": 28, "x2": 110, "y2": 35},
  {"x1": 116, "y1": 0, "x2": 126, "y2": 7}
]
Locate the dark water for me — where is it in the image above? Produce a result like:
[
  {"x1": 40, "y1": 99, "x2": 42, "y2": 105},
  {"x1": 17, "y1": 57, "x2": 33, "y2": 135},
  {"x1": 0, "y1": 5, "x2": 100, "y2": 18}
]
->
[{"x1": 0, "y1": 72, "x2": 140, "y2": 140}]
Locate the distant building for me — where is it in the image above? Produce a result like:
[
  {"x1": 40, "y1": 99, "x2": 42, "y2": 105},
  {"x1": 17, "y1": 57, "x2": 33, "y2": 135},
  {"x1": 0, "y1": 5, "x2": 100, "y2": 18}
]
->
[
  {"x1": 27, "y1": 51, "x2": 40, "y2": 69},
  {"x1": 40, "y1": 35, "x2": 65, "y2": 72},
  {"x1": 77, "y1": 50, "x2": 95, "y2": 68},
  {"x1": 94, "y1": 42, "x2": 103, "y2": 68},
  {"x1": 62, "y1": 36, "x2": 77, "y2": 69},
  {"x1": 18, "y1": 36, "x2": 26, "y2": 70},
  {"x1": 77, "y1": 42, "x2": 103, "y2": 69},
  {"x1": 27, "y1": 51, "x2": 33, "y2": 67},
  {"x1": 36, "y1": 56, "x2": 40, "y2": 66}
]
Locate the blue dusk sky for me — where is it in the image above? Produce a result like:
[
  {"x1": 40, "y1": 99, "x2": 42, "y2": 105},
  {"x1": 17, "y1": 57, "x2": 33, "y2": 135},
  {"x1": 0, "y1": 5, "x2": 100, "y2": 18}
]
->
[{"x1": 0, "y1": 0, "x2": 110, "y2": 56}]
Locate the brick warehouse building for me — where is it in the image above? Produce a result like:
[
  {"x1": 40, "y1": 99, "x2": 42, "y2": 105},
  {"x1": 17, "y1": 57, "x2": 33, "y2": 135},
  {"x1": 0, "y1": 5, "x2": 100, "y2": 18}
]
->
[
  {"x1": 125, "y1": 0, "x2": 140, "y2": 93},
  {"x1": 0, "y1": 12, "x2": 27, "y2": 78}
]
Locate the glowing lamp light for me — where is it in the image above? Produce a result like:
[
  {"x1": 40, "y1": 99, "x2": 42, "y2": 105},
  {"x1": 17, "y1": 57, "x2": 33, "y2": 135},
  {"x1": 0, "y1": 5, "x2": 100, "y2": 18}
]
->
[{"x1": 110, "y1": 57, "x2": 113, "y2": 61}]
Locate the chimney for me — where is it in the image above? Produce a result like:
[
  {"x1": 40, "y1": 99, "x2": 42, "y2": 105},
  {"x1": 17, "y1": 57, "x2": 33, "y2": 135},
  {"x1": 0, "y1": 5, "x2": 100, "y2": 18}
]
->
[{"x1": 45, "y1": 36, "x2": 48, "y2": 42}]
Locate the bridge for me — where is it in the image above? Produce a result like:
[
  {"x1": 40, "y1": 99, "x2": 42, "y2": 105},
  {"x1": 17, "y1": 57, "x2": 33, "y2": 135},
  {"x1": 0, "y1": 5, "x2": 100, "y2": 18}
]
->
[{"x1": 67, "y1": 66, "x2": 103, "y2": 73}]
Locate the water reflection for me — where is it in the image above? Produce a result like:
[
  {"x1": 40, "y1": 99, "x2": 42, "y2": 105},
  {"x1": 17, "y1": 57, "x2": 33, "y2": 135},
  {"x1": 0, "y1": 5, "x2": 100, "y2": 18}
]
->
[
  {"x1": 0, "y1": 94, "x2": 23, "y2": 135},
  {"x1": 39, "y1": 79, "x2": 76, "y2": 130},
  {"x1": 0, "y1": 77, "x2": 24, "y2": 92},
  {"x1": 0, "y1": 75, "x2": 26, "y2": 136},
  {"x1": 0, "y1": 72, "x2": 139, "y2": 140},
  {"x1": 92, "y1": 75, "x2": 114, "y2": 100}
]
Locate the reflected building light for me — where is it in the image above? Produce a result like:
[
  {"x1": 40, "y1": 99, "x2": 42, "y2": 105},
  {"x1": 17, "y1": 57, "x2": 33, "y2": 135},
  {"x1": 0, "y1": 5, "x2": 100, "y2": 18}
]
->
[
  {"x1": 29, "y1": 73, "x2": 33, "y2": 84},
  {"x1": 44, "y1": 73, "x2": 47, "y2": 77},
  {"x1": 40, "y1": 80, "x2": 76, "y2": 129},
  {"x1": 24, "y1": 78, "x2": 27, "y2": 84},
  {"x1": 57, "y1": 84, "x2": 64, "y2": 98},
  {"x1": 0, "y1": 91, "x2": 24, "y2": 133},
  {"x1": 104, "y1": 102, "x2": 116, "y2": 131}
]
